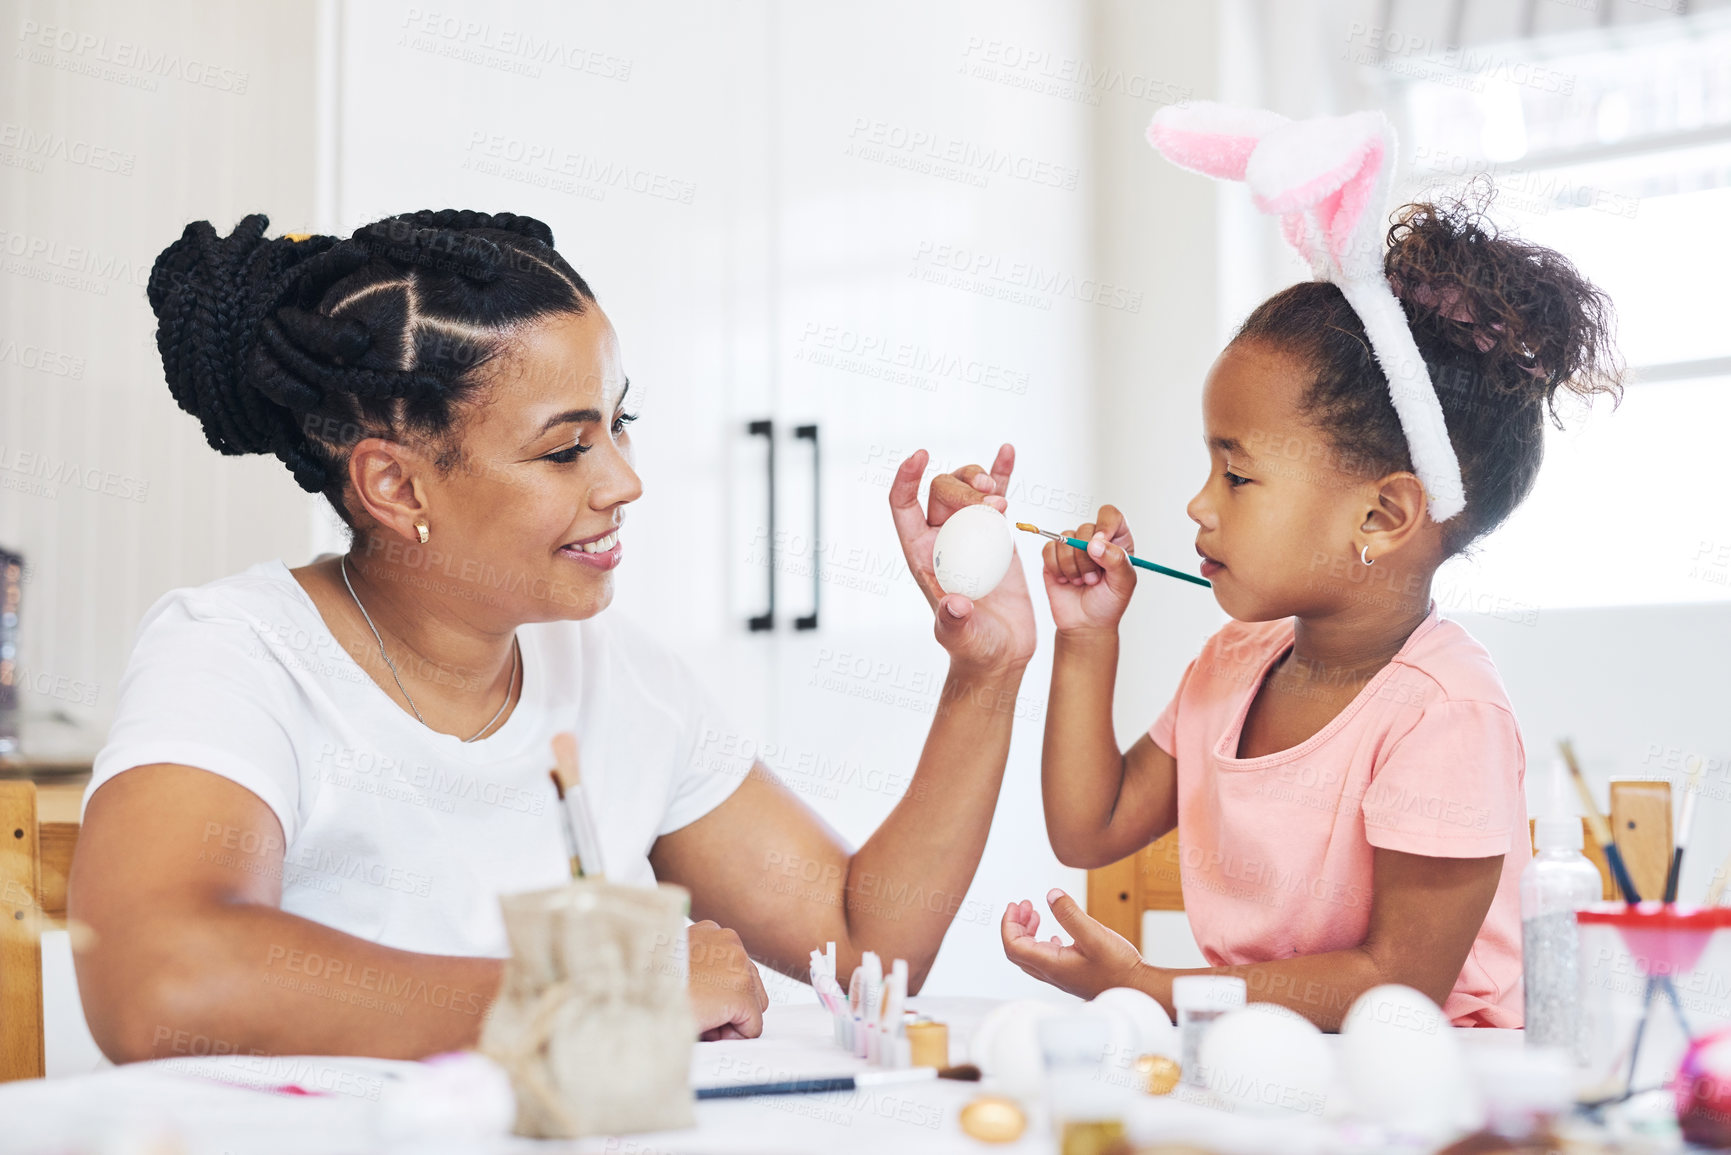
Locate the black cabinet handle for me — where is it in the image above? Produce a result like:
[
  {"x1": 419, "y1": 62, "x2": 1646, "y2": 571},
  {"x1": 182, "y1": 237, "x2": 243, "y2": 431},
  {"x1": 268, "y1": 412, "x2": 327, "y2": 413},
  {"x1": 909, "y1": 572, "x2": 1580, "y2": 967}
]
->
[
  {"x1": 795, "y1": 424, "x2": 819, "y2": 631},
  {"x1": 748, "y1": 420, "x2": 774, "y2": 632}
]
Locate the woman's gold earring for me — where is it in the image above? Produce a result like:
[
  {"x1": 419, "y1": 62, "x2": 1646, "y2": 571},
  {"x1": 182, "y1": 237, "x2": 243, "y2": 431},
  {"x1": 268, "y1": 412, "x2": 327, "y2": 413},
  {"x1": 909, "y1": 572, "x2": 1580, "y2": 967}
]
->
[{"x1": 416, "y1": 522, "x2": 430, "y2": 545}]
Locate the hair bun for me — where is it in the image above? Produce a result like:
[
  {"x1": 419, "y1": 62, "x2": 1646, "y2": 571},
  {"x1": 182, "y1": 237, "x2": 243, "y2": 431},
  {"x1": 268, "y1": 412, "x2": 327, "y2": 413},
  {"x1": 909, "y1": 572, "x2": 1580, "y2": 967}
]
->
[
  {"x1": 1385, "y1": 189, "x2": 1620, "y2": 415},
  {"x1": 146, "y1": 214, "x2": 337, "y2": 459}
]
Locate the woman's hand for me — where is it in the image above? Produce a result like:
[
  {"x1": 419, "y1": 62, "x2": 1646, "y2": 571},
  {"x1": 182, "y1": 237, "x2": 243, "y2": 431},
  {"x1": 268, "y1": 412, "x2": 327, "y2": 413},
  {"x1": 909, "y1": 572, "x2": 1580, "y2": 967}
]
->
[
  {"x1": 1000, "y1": 889, "x2": 1146, "y2": 1000},
  {"x1": 1042, "y1": 504, "x2": 1138, "y2": 634},
  {"x1": 687, "y1": 920, "x2": 769, "y2": 1040},
  {"x1": 888, "y1": 445, "x2": 1036, "y2": 675}
]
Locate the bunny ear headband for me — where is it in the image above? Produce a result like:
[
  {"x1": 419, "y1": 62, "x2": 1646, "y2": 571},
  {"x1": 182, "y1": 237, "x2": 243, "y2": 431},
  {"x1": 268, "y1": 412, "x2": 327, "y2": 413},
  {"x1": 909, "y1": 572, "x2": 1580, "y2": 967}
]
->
[{"x1": 1147, "y1": 101, "x2": 1467, "y2": 523}]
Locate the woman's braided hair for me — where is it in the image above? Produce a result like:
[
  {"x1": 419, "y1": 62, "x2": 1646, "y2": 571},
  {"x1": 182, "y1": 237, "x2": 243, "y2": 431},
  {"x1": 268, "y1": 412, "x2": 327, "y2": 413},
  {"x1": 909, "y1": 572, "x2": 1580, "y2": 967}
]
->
[{"x1": 146, "y1": 209, "x2": 593, "y2": 528}]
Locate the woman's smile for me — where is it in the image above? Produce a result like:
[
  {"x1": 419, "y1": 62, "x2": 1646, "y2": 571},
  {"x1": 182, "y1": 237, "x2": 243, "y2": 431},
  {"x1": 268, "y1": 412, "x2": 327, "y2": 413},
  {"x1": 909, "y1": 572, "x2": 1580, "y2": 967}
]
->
[{"x1": 559, "y1": 526, "x2": 623, "y2": 570}]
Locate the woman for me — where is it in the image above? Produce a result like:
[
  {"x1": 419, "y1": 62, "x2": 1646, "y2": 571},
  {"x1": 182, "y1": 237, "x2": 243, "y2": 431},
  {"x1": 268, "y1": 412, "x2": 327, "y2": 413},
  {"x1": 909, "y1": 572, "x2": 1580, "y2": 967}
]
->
[{"x1": 69, "y1": 210, "x2": 1036, "y2": 1062}]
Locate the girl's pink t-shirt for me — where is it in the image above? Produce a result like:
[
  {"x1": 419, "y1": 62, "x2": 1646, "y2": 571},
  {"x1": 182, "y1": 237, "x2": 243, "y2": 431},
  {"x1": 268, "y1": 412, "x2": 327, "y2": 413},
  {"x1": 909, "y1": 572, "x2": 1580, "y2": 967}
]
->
[{"x1": 1148, "y1": 601, "x2": 1526, "y2": 1027}]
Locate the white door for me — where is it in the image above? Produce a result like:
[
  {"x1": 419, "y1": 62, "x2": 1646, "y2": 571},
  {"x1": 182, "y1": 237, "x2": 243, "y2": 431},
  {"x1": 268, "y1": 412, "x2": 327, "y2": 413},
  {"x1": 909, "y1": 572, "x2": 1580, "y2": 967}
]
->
[
  {"x1": 331, "y1": 0, "x2": 1091, "y2": 999},
  {"x1": 762, "y1": 0, "x2": 1094, "y2": 997}
]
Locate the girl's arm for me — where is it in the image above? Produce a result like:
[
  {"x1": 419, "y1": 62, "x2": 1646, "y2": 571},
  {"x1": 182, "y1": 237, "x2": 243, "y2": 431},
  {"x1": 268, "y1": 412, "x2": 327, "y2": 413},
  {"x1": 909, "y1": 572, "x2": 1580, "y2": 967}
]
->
[
  {"x1": 1040, "y1": 506, "x2": 1178, "y2": 867},
  {"x1": 1001, "y1": 846, "x2": 1505, "y2": 1030}
]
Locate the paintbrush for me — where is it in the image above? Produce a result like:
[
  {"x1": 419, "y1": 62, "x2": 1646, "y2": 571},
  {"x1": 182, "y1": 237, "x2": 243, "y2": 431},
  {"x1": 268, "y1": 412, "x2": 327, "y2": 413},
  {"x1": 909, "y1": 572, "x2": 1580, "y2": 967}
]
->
[
  {"x1": 550, "y1": 732, "x2": 606, "y2": 880},
  {"x1": 1015, "y1": 522, "x2": 1212, "y2": 588},
  {"x1": 1559, "y1": 739, "x2": 1640, "y2": 902},
  {"x1": 548, "y1": 770, "x2": 585, "y2": 878},
  {"x1": 1665, "y1": 755, "x2": 1705, "y2": 904},
  {"x1": 696, "y1": 1065, "x2": 980, "y2": 1100}
]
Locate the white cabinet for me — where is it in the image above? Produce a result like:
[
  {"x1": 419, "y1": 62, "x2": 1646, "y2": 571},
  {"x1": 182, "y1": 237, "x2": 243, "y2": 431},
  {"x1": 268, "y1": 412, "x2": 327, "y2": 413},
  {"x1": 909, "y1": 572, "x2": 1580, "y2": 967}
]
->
[{"x1": 331, "y1": 0, "x2": 1090, "y2": 997}]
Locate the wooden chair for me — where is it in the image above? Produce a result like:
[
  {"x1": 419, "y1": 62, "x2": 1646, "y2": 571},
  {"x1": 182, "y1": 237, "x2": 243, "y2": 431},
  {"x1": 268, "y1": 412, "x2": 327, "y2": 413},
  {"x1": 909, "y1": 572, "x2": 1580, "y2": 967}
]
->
[
  {"x1": 1085, "y1": 779, "x2": 1676, "y2": 948},
  {"x1": 0, "y1": 780, "x2": 81, "y2": 1083}
]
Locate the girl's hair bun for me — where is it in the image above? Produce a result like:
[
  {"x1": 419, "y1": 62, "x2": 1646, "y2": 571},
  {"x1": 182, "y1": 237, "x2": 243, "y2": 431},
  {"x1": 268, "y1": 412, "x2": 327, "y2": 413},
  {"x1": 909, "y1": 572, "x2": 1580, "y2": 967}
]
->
[{"x1": 1385, "y1": 185, "x2": 1621, "y2": 421}]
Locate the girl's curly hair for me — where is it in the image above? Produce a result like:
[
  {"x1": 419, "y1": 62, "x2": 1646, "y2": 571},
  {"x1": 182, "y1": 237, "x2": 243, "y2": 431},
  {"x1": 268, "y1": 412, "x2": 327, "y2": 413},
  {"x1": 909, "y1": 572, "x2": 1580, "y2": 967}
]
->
[{"x1": 1233, "y1": 187, "x2": 1623, "y2": 556}]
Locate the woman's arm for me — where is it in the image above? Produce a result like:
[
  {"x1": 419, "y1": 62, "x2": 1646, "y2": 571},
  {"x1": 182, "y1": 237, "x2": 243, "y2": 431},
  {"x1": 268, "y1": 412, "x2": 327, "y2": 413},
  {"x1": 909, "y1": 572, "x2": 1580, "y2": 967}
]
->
[
  {"x1": 72, "y1": 765, "x2": 769, "y2": 1059},
  {"x1": 1001, "y1": 846, "x2": 1505, "y2": 1030},
  {"x1": 651, "y1": 448, "x2": 1038, "y2": 993},
  {"x1": 70, "y1": 764, "x2": 503, "y2": 1062}
]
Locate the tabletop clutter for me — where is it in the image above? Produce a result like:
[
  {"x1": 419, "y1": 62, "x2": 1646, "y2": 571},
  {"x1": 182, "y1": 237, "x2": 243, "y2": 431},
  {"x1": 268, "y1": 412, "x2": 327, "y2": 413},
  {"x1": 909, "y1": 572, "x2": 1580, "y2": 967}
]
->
[{"x1": 455, "y1": 858, "x2": 1731, "y2": 1152}]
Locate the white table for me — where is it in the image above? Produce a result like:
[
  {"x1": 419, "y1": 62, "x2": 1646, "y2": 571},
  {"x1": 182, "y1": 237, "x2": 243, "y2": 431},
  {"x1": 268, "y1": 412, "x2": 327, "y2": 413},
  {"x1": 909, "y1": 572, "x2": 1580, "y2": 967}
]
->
[{"x1": 0, "y1": 996, "x2": 1544, "y2": 1155}]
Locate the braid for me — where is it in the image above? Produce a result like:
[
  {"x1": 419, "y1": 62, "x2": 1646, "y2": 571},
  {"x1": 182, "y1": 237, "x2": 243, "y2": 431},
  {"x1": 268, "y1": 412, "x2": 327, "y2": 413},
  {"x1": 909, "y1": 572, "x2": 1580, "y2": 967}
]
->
[{"x1": 147, "y1": 209, "x2": 594, "y2": 516}]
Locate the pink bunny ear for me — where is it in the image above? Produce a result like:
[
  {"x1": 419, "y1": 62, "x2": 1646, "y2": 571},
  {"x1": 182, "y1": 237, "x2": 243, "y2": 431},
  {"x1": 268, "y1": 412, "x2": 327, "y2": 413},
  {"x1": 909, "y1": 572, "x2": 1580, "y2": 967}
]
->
[
  {"x1": 1147, "y1": 101, "x2": 1289, "y2": 181},
  {"x1": 1143, "y1": 100, "x2": 1468, "y2": 524},
  {"x1": 1245, "y1": 111, "x2": 1392, "y2": 281}
]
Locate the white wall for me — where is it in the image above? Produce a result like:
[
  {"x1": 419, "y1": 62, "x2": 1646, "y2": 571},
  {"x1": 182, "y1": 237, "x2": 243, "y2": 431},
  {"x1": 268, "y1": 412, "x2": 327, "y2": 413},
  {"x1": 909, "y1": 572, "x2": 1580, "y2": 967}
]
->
[
  {"x1": 1, "y1": 0, "x2": 318, "y2": 738},
  {"x1": 2, "y1": 0, "x2": 321, "y2": 1075}
]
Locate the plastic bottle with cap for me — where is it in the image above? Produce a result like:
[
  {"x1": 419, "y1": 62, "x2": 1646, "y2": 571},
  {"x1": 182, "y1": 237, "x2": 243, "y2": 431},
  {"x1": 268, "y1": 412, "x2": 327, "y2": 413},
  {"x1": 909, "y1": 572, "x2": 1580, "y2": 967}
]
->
[
  {"x1": 1171, "y1": 974, "x2": 1246, "y2": 1087},
  {"x1": 1521, "y1": 758, "x2": 1603, "y2": 1058}
]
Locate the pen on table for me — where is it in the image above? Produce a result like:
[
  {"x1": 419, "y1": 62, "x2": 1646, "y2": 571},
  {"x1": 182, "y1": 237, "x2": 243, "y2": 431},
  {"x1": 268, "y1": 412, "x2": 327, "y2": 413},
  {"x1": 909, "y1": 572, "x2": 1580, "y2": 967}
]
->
[
  {"x1": 695, "y1": 1065, "x2": 980, "y2": 1100},
  {"x1": 1016, "y1": 522, "x2": 1212, "y2": 588}
]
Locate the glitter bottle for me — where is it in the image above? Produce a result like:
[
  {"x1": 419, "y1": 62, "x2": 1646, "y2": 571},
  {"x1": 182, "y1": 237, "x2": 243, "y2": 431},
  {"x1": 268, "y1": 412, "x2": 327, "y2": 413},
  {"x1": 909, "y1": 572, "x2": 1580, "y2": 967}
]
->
[{"x1": 1521, "y1": 758, "x2": 1603, "y2": 1058}]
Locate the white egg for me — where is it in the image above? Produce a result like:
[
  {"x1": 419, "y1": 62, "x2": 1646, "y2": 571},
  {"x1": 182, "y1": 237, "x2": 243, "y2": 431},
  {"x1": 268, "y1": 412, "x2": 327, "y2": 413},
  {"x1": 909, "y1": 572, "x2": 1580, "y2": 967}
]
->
[
  {"x1": 969, "y1": 999, "x2": 1062, "y2": 1101},
  {"x1": 932, "y1": 504, "x2": 1014, "y2": 600},
  {"x1": 1339, "y1": 984, "x2": 1480, "y2": 1137},
  {"x1": 1086, "y1": 986, "x2": 1179, "y2": 1063},
  {"x1": 1197, "y1": 1003, "x2": 1335, "y2": 1118}
]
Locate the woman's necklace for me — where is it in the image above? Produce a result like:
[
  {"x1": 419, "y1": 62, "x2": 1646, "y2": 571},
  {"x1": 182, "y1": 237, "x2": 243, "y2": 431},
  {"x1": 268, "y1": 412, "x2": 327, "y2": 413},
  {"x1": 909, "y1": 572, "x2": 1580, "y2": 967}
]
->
[{"x1": 340, "y1": 554, "x2": 519, "y2": 742}]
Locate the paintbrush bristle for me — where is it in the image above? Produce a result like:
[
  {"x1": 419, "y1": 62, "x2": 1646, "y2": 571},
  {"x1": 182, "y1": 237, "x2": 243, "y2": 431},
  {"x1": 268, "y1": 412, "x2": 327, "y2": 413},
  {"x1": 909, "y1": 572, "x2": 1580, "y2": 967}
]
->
[
  {"x1": 1015, "y1": 522, "x2": 1040, "y2": 533},
  {"x1": 548, "y1": 767, "x2": 567, "y2": 800},
  {"x1": 1558, "y1": 739, "x2": 1615, "y2": 847},
  {"x1": 552, "y1": 731, "x2": 581, "y2": 785}
]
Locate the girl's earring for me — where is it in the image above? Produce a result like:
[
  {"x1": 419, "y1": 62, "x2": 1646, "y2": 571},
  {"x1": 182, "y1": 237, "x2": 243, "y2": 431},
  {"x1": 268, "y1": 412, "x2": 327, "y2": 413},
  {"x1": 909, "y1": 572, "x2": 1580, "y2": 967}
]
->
[
  {"x1": 1359, "y1": 544, "x2": 1374, "y2": 567},
  {"x1": 416, "y1": 522, "x2": 430, "y2": 545}
]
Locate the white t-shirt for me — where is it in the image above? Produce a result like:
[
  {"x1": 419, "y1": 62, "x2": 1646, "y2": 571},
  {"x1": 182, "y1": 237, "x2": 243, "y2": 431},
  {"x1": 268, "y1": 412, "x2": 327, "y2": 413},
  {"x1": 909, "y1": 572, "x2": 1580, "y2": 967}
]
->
[{"x1": 82, "y1": 558, "x2": 752, "y2": 958}]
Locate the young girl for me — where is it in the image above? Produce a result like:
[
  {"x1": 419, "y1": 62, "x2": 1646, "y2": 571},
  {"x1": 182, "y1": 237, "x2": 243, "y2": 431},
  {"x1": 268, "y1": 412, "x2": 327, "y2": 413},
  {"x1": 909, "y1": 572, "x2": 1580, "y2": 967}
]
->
[{"x1": 1000, "y1": 105, "x2": 1620, "y2": 1030}]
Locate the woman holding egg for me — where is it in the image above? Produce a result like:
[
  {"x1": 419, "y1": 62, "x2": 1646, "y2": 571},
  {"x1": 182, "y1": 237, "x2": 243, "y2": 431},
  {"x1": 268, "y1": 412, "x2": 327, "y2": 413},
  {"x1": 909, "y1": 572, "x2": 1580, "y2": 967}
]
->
[{"x1": 69, "y1": 210, "x2": 1037, "y2": 1062}]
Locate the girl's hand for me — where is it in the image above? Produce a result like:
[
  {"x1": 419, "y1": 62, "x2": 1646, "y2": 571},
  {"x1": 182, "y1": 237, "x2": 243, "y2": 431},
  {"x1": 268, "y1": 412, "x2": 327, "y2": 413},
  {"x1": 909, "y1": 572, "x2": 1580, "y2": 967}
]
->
[
  {"x1": 889, "y1": 446, "x2": 1037, "y2": 676},
  {"x1": 1041, "y1": 505, "x2": 1138, "y2": 634},
  {"x1": 1000, "y1": 889, "x2": 1145, "y2": 1000}
]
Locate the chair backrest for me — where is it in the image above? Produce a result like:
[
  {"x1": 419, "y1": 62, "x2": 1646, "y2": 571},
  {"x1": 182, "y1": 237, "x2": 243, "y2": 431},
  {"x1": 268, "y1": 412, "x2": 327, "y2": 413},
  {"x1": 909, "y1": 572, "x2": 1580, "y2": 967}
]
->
[
  {"x1": 1084, "y1": 779, "x2": 1675, "y2": 950},
  {"x1": 0, "y1": 780, "x2": 80, "y2": 1083}
]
